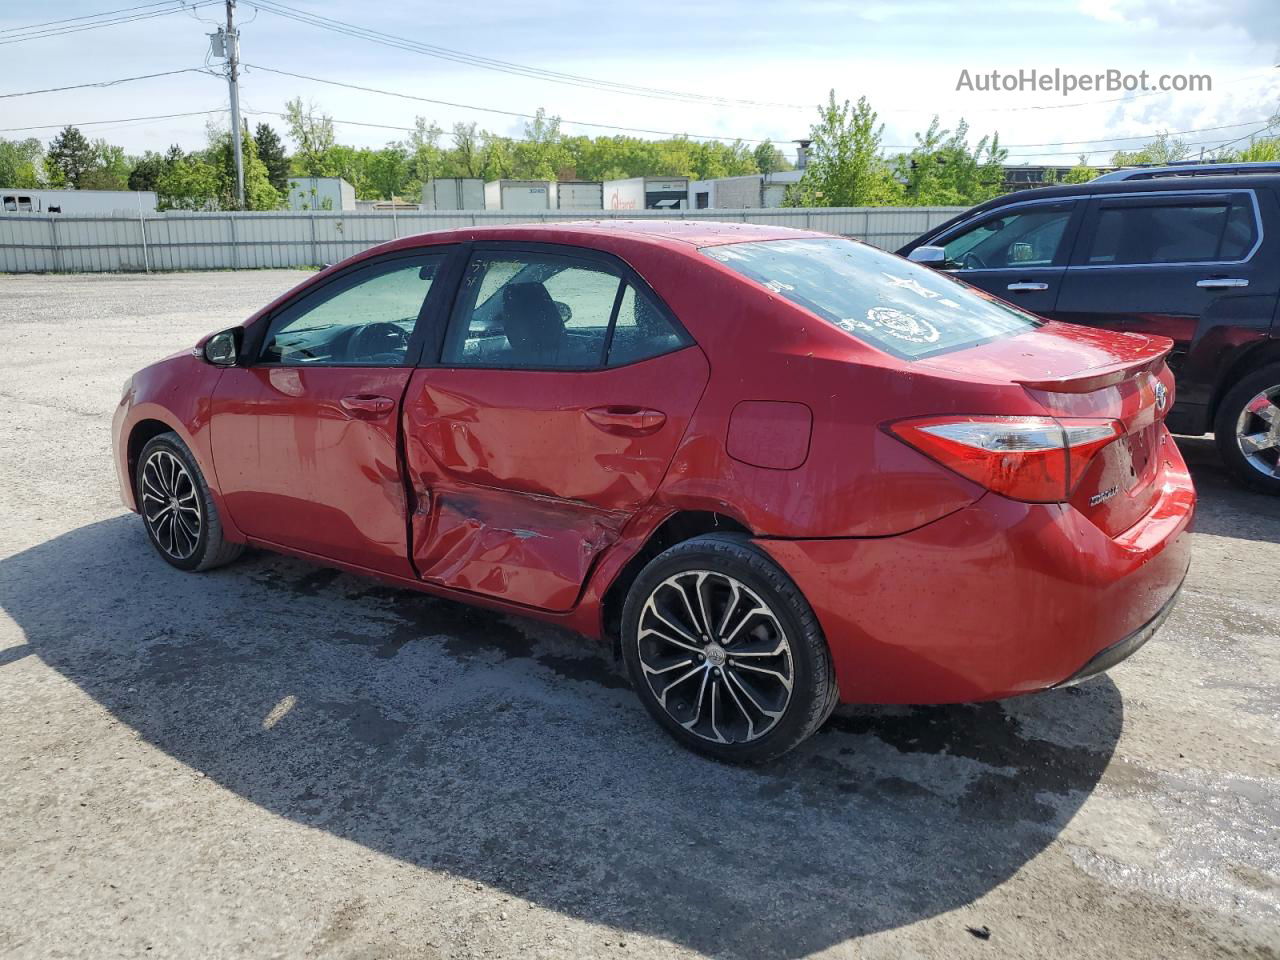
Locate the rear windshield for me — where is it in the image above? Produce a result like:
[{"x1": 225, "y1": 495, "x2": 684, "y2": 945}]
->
[{"x1": 703, "y1": 237, "x2": 1041, "y2": 359}]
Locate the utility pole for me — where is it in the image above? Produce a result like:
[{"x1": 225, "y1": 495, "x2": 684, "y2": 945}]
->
[{"x1": 225, "y1": 0, "x2": 245, "y2": 209}]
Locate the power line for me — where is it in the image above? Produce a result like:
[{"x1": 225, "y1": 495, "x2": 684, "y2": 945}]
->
[
  {"x1": 0, "y1": 2, "x2": 217, "y2": 45},
  {"x1": 0, "y1": 108, "x2": 225, "y2": 133},
  {"x1": 0, "y1": 0, "x2": 178, "y2": 33},
  {"x1": 248, "y1": 0, "x2": 807, "y2": 111},
  {"x1": 0, "y1": 67, "x2": 210, "y2": 100},
  {"x1": 242, "y1": 63, "x2": 783, "y2": 143}
]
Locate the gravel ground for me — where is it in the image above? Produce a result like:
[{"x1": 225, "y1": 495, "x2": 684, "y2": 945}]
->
[{"x1": 0, "y1": 270, "x2": 1277, "y2": 960}]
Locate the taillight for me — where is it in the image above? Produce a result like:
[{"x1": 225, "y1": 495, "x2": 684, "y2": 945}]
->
[{"x1": 888, "y1": 415, "x2": 1123, "y2": 503}]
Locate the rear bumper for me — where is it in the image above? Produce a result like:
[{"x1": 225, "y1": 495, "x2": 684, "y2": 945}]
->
[
  {"x1": 1055, "y1": 576, "x2": 1184, "y2": 687},
  {"x1": 755, "y1": 441, "x2": 1194, "y2": 705}
]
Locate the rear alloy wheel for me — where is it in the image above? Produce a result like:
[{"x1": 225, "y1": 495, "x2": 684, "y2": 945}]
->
[
  {"x1": 136, "y1": 432, "x2": 244, "y2": 571},
  {"x1": 621, "y1": 534, "x2": 838, "y2": 763},
  {"x1": 1214, "y1": 363, "x2": 1280, "y2": 495}
]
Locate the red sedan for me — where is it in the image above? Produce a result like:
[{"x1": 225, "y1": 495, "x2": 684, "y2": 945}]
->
[{"x1": 112, "y1": 221, "x2": 1194, "y2": 761}]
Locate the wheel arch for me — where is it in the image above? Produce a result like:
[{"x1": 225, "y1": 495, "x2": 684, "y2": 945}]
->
[
  {"x1": 599, "y1": 510, "x2": 753, "y2": 645},
  {"x1": 126, "y1": 418, "x2": 179, "y2": 491},
  {"x1": 1209, "y1": 338, "x2": 1280, "y2": 422}
]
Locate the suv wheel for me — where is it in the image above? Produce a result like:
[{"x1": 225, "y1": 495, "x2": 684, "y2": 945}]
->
[
  {"x1": 1214, "y1": 362, "x2": 1280, "y2": 495},
  {"x1": 620, "y1": 534, "x2": 838, "y2": 763}
]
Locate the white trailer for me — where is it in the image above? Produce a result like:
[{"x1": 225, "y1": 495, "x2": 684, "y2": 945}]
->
[
  {"x1": 604, "y1": 177, "x2": 689, "y2": 211},
  {"x1": 484, "y1": 180, "x2": 556, "y2": 211},
  {"x1": 286, "y1": 177, "x2": 356, "y2": 212},
  {"x1": 0, "y1": 188, "x2": 157, "y2": 216},
  {"x1": 423, "y1": 178, "x2": 485, "y2": 211},
  {"x1": 556, "y1": 181, "x2": 603, "y2": 211}
]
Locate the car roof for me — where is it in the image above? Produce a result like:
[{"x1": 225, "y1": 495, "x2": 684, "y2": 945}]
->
[
  {"x1": 393, "y1": 219, "x2": 829, "y2": 251},
  {"x1": 900, "y1": 173, "x2": 1277, "y2": 253}
]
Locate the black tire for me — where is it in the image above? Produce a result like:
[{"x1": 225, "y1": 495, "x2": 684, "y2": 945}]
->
[
  {"x1": 620, "y1": 533, "x2": 838, "y2": 763},
  {"x1": 135, "y1": 432, "x2": 244, "y2": 571},
  {"x1": 1213, "y1": 361, "x2": 1280, "y2": 496}
]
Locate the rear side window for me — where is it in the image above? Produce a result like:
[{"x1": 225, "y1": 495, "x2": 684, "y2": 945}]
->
[
  {"x1": 703, "y1": 237, "x2": 1040, "y2": 360},
  {"x1": 442, "y1": 251, "x2": 689, "y2": 369},
  {"x1": 1086, "y1": 197, "x2": 1256, "y2": 265}
]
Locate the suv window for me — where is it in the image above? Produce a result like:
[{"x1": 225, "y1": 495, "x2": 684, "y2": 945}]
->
[
  {"x1": 442, "y1": 251, "x2": 688, "y2": 368},
  {"x1": 261, "y1": 253, "x2": 445, "y2": 365},
  {"x1": 942, "y1": 205, "x2": 1074, "y2": 269},
  {"x1": 1086, "y1": 197, "x2": 1255, "y2": 265}
]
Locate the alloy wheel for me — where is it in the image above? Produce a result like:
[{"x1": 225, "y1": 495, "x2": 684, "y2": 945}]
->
[
  {"x1": 636, "y1": 570, "x2": 794, "y2": 744},
  {"x1": 1235, "y1": 385, "x2": 1280, "y2": 479},
  {"x1": 140, "y1": 449, "x2": 202, "y2": 561}
]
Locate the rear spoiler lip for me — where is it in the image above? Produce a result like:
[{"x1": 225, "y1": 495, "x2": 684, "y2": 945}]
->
[{"x1": 1015, "y1": 339, "x2": 1172, "y2": 394}]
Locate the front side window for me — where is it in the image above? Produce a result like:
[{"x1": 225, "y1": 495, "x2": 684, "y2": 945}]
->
[
  {"x1": 1086, "y1": 197, "x2": 1256, "y2": 265},
  {"x1": 442, "y1": 251, "x2": 688, "y2": 368},
  {"x1": 704, "y1": 237, "x2": 1040, "y2": 360},
  {"x1": 261, "y1": 254, "x2": 445, "y2": 365},
  {"x1": 941, "y1": 206, "x2": 1074, "y2": 269}
]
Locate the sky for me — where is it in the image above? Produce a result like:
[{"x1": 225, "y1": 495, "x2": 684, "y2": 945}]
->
[{"x1": 2, "y1": 0, "x2": 1279, "y2": 167}]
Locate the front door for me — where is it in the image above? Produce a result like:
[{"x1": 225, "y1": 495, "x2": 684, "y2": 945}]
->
[
  {"x1": 210, "y1": 249, "x2": 453, "y2": 577},
  {"x1": 403, "y1": 244, "x2": 708, "y2": 611},
  {"x1": 932, "y1": 199, "x2": 1083, "y2": 318}
]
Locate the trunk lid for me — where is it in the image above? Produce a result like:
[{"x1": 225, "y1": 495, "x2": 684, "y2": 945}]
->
[{"x1": 920, "y1": 321, "x2": 1174, "y2": 536}]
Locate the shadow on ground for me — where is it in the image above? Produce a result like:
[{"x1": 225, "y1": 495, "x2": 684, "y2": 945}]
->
[
  {"x1": 1174, "y1": 436, "x2": 1280, "y2": 543},
  {"x1": 1, "y1": 517, "x2": 1123, "y2": 959}
]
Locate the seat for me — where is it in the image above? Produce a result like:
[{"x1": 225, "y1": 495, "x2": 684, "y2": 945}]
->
[{"x1": 502, "y1": 282, "x2": 566, "y2": 366}]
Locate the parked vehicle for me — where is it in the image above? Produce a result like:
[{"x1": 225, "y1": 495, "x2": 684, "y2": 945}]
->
[
  {"x1": 899, "y1": 163, "x2": 1280, "y2": 494},
  {"x1": 113, "y1": 221, "x2": 1194, "y2": 761}
]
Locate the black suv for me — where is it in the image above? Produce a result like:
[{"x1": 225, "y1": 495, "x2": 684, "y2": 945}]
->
[{"x1": 899, "y1": 162, "x2": 1280, "y2": 495}]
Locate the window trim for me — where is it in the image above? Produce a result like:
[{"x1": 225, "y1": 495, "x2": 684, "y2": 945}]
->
[
  {"x1": 1067, "y1": 189, "x2": 1263, "y2": 269},
  {"x1": 428, "y1": 240, "x2": 694, "y2": 373},
  {"x1": 244, "y1": 247, "x2": 461, "y2": 369}
]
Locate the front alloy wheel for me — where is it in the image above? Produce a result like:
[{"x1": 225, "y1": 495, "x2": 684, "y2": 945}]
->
[{"x1": 140, "y1": 448, "x2": 203, "y2": 561}]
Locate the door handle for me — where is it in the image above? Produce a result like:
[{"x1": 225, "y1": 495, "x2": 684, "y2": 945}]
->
[
  {"x1": 1007, "y1": 282, "x2": 1049, "y2": 292},
  {"x1": 340, "y1": 394, "x2": 396, "y2": 419},
  {"x1": 1196, "y1": 278, "x2": 1248, "y2": 289},
  {"x1": 585, "y1": 406, "x2": 667, "y2": 436}
]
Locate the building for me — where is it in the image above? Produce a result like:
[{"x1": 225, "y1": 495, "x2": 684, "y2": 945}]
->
[
  {"x1": 1, "y1": 188, "x2": 157, "y2": 216},
  {"x1": 603, "y1": 177, "x2": 689, "y2": 211},
  {"x1": 484, "y1": 180, "x2": 556, "y2": 211},
  {"x1": 285, "y1": 177, "x2": 356, "y2": 212},
  {"x1": 423, "y1": 178, "x2": 485, "y2": 211},
  {"x1": 1001, "y1": 165, "x2": 1113, "y2": 191},
  {"x1": 556, "y1": 181, "x2": 603, "y2": 210},
  {"x1": 687, "y1": 171, "x2": 803, "y2": 209}
]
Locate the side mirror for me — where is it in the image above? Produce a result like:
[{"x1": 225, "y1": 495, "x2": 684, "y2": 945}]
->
[
  {"x1": 907, "y1": 245, "x2": 948, "y2": 268},
  {"x1": 203, "y1": 329, "x2": 240, "y2": 366}
]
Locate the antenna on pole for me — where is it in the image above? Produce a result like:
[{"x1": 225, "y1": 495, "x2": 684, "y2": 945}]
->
[{"x1": 215, "y1": 1, "x2": 246, "y2": 209}]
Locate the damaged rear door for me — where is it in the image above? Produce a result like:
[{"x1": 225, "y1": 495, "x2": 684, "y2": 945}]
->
[{"x1": 403, "y1": 243, "x2": 707, "y2": 611}]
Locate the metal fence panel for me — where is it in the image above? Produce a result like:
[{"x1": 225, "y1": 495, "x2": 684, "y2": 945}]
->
[{"x1": 0, "y1": 207, "x2": 965, "y2": 274}]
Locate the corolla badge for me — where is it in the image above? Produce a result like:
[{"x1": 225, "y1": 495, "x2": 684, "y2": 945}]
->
[
  {"x1": 1090, "y1": 485, "x2": 1119, "y2": 507},
  {"x1": 1154, "y1": 380, "x2": 1168, "y2": 411}
]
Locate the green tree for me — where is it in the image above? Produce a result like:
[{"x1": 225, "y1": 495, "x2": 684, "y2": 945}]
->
[
  {"x1": 752, "y1": 140, "x2": 791, "y2": 176},
  {"x1": 1063, "y1": 155, "x2": 1098, "y2": 183},
  {"x1": 895, "y1": 117, "x2": 1006, "y2": 205},
  {"x1": 254, "y1": 123, "x2": 290, "y2": 193},
  {"x1": 128, "y1": 150, "x2": 170, "y2": 192},
  {"x1": 786, "y1": 92, "x2": 901, "y2": 207},
  {"x1": 79, "y1": 139, "x2": 131, "y2": 190},
  {"x1": 207, "y1": 122, "x2": 280, "y2": 210},
  {"x1": 46, "y1": 125, "x2": 94, "y2": 187},
  {"x1": 283, "y1": 98, "x2": 337, "y2": 176},
  {"x1": 403, "y1": 116, "x2": 445, "y2": 196},
  {"x1": 156, "y1": 151, "x2": 220, "y2": 210},
  {"x1": 1112, "y1": 132, "x2": 1189, "y2": 167},
  {"x1": 0, "y1": 138, "x2": 45, "y2": 188}
]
